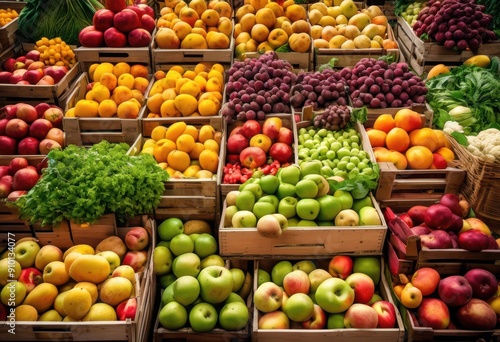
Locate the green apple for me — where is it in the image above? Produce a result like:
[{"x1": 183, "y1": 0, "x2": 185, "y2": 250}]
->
[
  {"x1": 224, "y1": 292, "x2": 246, "y2": 305},
  {"x1": 278, "y1": 196, "x2": 297, "y2": 219},
  {"x1": 316, "y1": 195, "x2": 342, "y2": 221},
  {"x1": 235, "y1": 190, "x2": 256, "y2": 211},
  {"x1": 230, "y1": 268, "x2": 246, "y2": 292},
  {"x1": 259, "y1": 174, "x2": 280, "y2": 194},
  {"x1": 279, "y1": 164, "x2": 301, "y2": 185},
  {"x1": 271, "y1": 260, "x2": 293, "y2": 287},
  {"x1": 257, "y1": 195, "x2": 279, "y2": 210},
  {"x1": 333, "y1": 190, "x2": 353, "y2": 210},
  {"x1": 292, "y1": 260, "x2": 317, "y2": 274},
  {"x1": 225, "y1": 190, "x2": 240, "y2": 206},
  {"x1": 158, "y1": 273, "x2": 177, "y2": 289},
  {"x1": 169, "y1": 233, "x2": 195, "y2": 256},
  {"x1": 158, "y1": 218, "x2": 184, "y2": 241},
  {"x1": 197, "y1": 265, "x2": 234, "y2": 304},
  {"x1": 200, "y1": 254, "x2": 225, "y2": 269},
  {"x1": 193, "y1": 233, "x2": 218, "y2": 259},
  {"x1": 159, "y1": 301, "x2": 187, "y2": 330},
  {"x1": 302, "y1": 174, "x2": 330, "y2": 197},
  {"x1": 308, "y1": 269, "x2": 333, "y2": 293},
  {"x1": 189, "y1": 233, "x2": 200, "y2": 242},
  {"x1": 161, "y1": 282, "x2": 175, "y2": 306},
  {"x1": 172, "y1": 252, "x2": 201, "y2": 278},
  {"x1": 276, "y1": 183, "x2": 296, "y2": 199},
  {"x1": 258, "y1": 269, "x2": 271, "y2": 287},
  {"x1": 287, "y1": 217, "x2": 300, "y2": 226},
  {"x1": 157, "y1": 241, "x2": 170, "y2": 248},
  {"x1": 14, "y1": 240, "x2": 41, "y2": 268},
  {"x1": 315, "y1": 277, "x2": 355, "y2": 313},
  {"x1": 296, "y1": 198, "x2": 320, "y2": 221},
  {"x1": 282, "y1": 293, "x2": 314, "y2": 322},
  {"x1": 189, "y1": 302, "x2": 218, "y2": 332},
  {"x1": 172, "y1": 275, "x2": 200, "y2": 306},
  {"x1": 334, "y1": 209, "x2": 359, "y2": 226},
  {"x1": 358, "y1": 206, "x2": 382, "y2": 225},
  {"x1": 327, "y1": 312, "x2": 346, "y2": 328},
  {"x1": 297, "y1": 220, "x2": 317, "y2": 226},
  {"x1": 367, "y1": 293, "x2": 383, "y2": 305},
  {"x1": 240, "y1": 182, "x2": 263, "y2": 200},
  {"x1": 218, "y1": 301, "x2": 249, "y2": 331},
  {"x1": 295, "y1": 179, "x2": 318, "y2": 199},
  {"x1": 253, "y1": 201, "x2": 276, "y2": 220},
  {"x1": 232, "y1": 210, "x2": 257, "y2": 228},
  {"x1": 224, "y1": 205, "x2": 239, "y2": 227},
  {"x1": 300, "y1": 160, "x2": 322, "y2": 176},
  {"x1": 352, "y1": 196, "x2": 373, "y2": 213},
  {"x1": 353, "y1": 257, "x2": 381, "y2": 285},
  {"x1": 1, "y1": 281, "x2": 26, "y2": 306},
  {"x1": 153, "y1": 246, "x2": 173, "y2": 276}
]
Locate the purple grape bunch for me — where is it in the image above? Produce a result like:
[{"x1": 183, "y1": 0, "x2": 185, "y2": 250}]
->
[{"x1": 313, "y1": 104, "x2": 351, "y2": 131}]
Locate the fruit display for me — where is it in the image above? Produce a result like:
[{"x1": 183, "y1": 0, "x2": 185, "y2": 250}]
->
[
  {"x1": 366, "y1": 108, "x2": 456, "y2": 170},
  {"x1": 398, "y1": 1, "x2": 427, "y2": 26},
  {"x1": 0, "y1": 226, "x2": 151, "y2": 322},
  {"x1": 153, "y1": 218, "x2": 252, "y2": 332},
  {"x1": 254, "y1": 256, "x2": 399, "y2": 330},
  {"x1": 155, "y1": 0, "x2": 233, "y2": 50},
  {"x1": 0, "y1": 42, "x2": 74, "y2": 85},
  {"x1": 0, "y1": 103, "x2": 65, "y2": 155},
  {"x1": 0, "y1": 157, "x2": 45, "y2": 199},
  {"x1": 392, "y1": 266, "x2": 499, "y2": 331},
  {"x1": 0, "y1": 7, "x2": 20, "y2": 27},
  {"x1": 222, "y1": 52, "x2": 296, "y2": 122},
  {"x1": 146, "y1": 62, "x2": 224, "y2": 118},
  {"x1": 309, "y1": 1, "x2": 398, "y2": 50},
  {"x1": 412, "y1": 0, "x2": 496, "y2": 52},
  {"x1": 64, "y1": 62, "x2": 150, "y2": 119},
  {"x1": 79, "y1": 3, "x2": 155, "y2": 48},
  {"x1": 140, "y1": 121, "x2": 221, "y2": 179}
]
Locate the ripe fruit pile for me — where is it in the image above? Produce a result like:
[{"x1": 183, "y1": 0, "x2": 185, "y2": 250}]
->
[
  {"x1": 64, "y1": 62, "x2": 150, "y2": 119},
  {"x1": 222, "y1": 52, "x2": 296, "y2": 122},
  {"x1": 367, "y1": 109, "x2": 455, "y2": 170},
  {"x1": 155, "y1": 0, "x2": 233, "y2": 49},
  {"x1": 393, "y1": 266, "x2": 499, "y2": 330},
  {"x1": 400, "y1": 1, "x2": 427, "y2": 27},
  {"x1": 224, "y1": 164, "x2": 382, "y2": 234},
  {"x1": 0, "y1": 226, "x2": 151, "y2": 322},
  {"x1": 153, "y1": 218, "x2": 252, "y2": 332},
  {"x1": 0, "y1": 7, "x2": 19, "y2": 27},
  {"x1": 233, "y1": 0, "x2": 312, "y2": 58},
  {"x1": 347, "y1": 58, "x2": 428, "y2": 109},
  {"x1": 79, "y1": 3, "x2": 155, "y2": 47},
  {"x1": 313, "y1": 104, "x2": 351, "y2": 130},
  {"x1": 34, "y1": 37, "x2": 76, "y2": 68},
  {"x1": 146, "y1": 62, "x2": 224, "y2": 118},
  {"x1": 141, "y1": 122, "x2": 220, "y2": 179},
  {"x1": 0, "y1": 157, "x2": 44, "y2": 200},
  {"x1": 412, "y1": 0, "x2": 496, "y2": 52},
  {"x1": 0, "y1": 103, "x2": 64, "y2": 155},
  {"x1": 254, "y1": 256, "x2": 398, "y2": 330}
]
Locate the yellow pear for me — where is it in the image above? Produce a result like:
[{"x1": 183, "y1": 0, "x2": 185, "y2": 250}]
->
[
  {"x1": 329, "y1": 35, "x2": 348, "y2": 48},
  {"x1": 23, "y1": 283, "x2": 58, "y2": 314},
  {"x1": 69, "y1": 254, "x2": 110, "y2": 284},
  {"x1": 339, "y1": 0, "x2": 358, "y2": 19}
]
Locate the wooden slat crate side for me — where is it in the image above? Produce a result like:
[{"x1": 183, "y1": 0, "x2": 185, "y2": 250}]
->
[
  {"x1": 69, "y1": 213, "x2": 118, "y2": 248},
  {"x1": 140, "y1": 114, "x2": 224, "y2": 141},
  {"x1": 32, "y1": 220, "x2": 73, "y2": 250},
  {"x1": 363, "y1": 103, "x2": 433, "y2": 129},
  {"x1": 0, "y1": 1, "x2": 26, "y2": 39}
]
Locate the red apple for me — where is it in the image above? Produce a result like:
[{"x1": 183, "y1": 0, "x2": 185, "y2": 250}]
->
[
  {"x1": 344, "y1": 303, "x2": 379, "y2": 328},
  {"x1": 13, "y1": 167, "x2": 40, "y2": 190},
  {"x1": 29, "y1": 118, "x2": 53, "y2": 140},
  {"x1": 229, "y1": 126, "x2": 244, "y2": 136},
  {"x1": 439, "y1": 193, "x2": 463, "y2": 217},
  {"x1": 43, "y1": 107, "x2": 64, "y2": 128},
  {"x1": 283, "y1": 270, "x2": 310, "y2": 296},
  {"x1": 79, "y1": 25, "x2": 104, "y2": 47},
  {"x1": 240, "y1": 119, "x2": 261, "y2": 139},
  {"x1": 7, "y1": 190, "x2": 27, "y2": 202},
  {"x1": 16, "y1": 80, "x2": 30, "y2": 85},
  {"x1": 0, "y1": 118, "x2": 8, "y2": 135},
  {"x1": 431, "y1": 153, "x2": 447, "y2": 169},
  {"x1": 328, "y1": 255, "x2": 353, "y2": 279},
  {"x1": 140, "y1": 14, "x2": 155, "y2": 33},
  {"x1": 456, "y1": 298, "x2": 497, "y2": 330},
  {"x1": 105, "y1": 0, "x2": 127, "y2": 13},
  {"x1": 17, "y1": 137, "x2": 40, "y2": 155},
  {"x1": 0, "y1": 104, "x2": 19, "y2": 119},
  {"x1": 9, "y1": 157, "x2": 29, "y2": 175},
  {"x1": 15, "y1": 56, "x2": 26, "y2": 64},
  {"x1": 410, "y1": 224, "x2": 431, "y2": 236},
  {"x1": 437, "y1": 275, "x2": 472, "y2": 307},
  {"x1": 463, "y1": 268, "x2": 498, "y2": 300},
  {"x1": 114, "y1": 9, "x2": 141, "y2": 33},
  {"x1": 0, "y1": 71, "x2": 12, "y2": 83},
  {"x1": 39, "y1": 138, "x2": 62, "y2": 155},
  {"x1": 25, "y1": 50, "x2": 41, "y2": 62},
  {"x1": 417, "y1": 298, "x2": 450, "y2": 329},
  {"x1": 239, "y1": 146, "x2": 267, "y2": 169},
  {"x1": 420, "y1": 230, "x2": 453, "y2": 249},
  {"x1": 22, "y1": 69, "x2": 44, "y2": 85},
  {"x1": 458, "y1": 229, "x2": 491, "y2": 252},
  {"x1": 127, "y1": 28, "x2": 152, "y2": 47},
  {"x1": 276, "y1": 126, "x2": 293, "y2": 145},
  {"x1": 93, "y1": 8, "x2": 115, "y2": 31},
  {"x1": 0, "y1": 136, "x2": 17, "y2": 154},
  {"x1": 227, "y1": 133, "x2": 249, "y2": 154},
  {"x1": 124, "y1": 226, "x2": 150, "y2": 251},
  {"x1": 301, "y1": 304, "x2": 327, "y2": 329},
  {"x1": 0, "y1": 166, "x2": 10, "y2": 178},
  {"x1": 406, "y1": 205, "x2": 428, "y2": 226},
  {"x1": 411, "y1": 267, "x2": 440, "y2": 296},
  {"x1": 448, "y1": 231, "x2": 459, "y2": 248},
  {"x1": 104, "y1": 27, "x2": 128, "y2": 47},
  {"x1": 2, "y1": 57, "x2": 17, "y2": 72},
  {"x1": 17, "y1": 267, "x2": 43, "y2": 293},
  {"x1": 116, "y1": 297, "x2": 137, "y2": 320},
  {"x1": 262, "y1": 117, "x2": 282, "y2": 140},
  {"x1": 0, "y1": 179, "x2": 12, "y2": 198},
  {"x1": 44, "y1": 66, "x2": 68, "y2": 84},
  {"x1": 371, "y1": 300, "x2": 396, "y2": 328},
  {"x1": 34, "y1": 103, "x2": 52, "y2": 118},
  {"x1": 122, "y1": 250, "x2": 148, "y2": 272},
  {"x1": 345, "y1": 272, "x2": 375, "y2": 304},
  {"x1": 226, "y1": 154, "x2": 240, "y2": 164},
  {"x1": 10, "y1": 69, "x2": 27, "y2": 84},
  {"x1": 424, "y1": 204, "x2": 453, "y2": 230},
  {"x1": 447, "y1": 214, "x2": 464, "y2": 233},
  {"x1": 5, "y1": 118, "x2": 29, "y2": 139},
  {"x1": 269, "y1": 142, "x2": 293, "y2": 163},
  {"x1": 137, "y1": 4, "x2": 155, "y2": 18},
  {"x1": 398, "y1": 213, "x2": 413, "y2": 228},
  {"x1": 126, "y1": 5, "x2": 145, "y2": 18}
]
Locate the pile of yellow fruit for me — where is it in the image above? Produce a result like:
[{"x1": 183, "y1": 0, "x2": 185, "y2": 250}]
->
[
  {"x1": 35, "y1": 37, "x2": 76, "y2": 68},
  {"x1": 141, "y1": 121, "x2": 220, "y2": 179},
  {"x1": 65, "y1": 62, "x2": 150, "y2": 119},
  {"x1": 146, "y1": 62, "x2": 224, "y2": 118},
  {"x1": 0, "y1": 7, "x2": 19, "y2": 27},
  {"x1": 155, "y1": 0, "x2": 233, "y2": 49}
]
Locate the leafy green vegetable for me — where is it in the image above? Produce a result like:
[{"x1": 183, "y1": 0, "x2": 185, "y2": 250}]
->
[
  {"x1": 275, "y1": 43, "x2": 291, "y2": 53},
  {"x1": 14, "y1": 141, "x2": 169, "y2": 227},
  {"x1": 328, "y1": 164, "x2": 381, "y2": 199}
]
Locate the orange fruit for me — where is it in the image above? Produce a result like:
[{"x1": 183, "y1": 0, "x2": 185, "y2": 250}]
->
[
  {"x1": 366, "y1": 129, "x2": 387, "y2": 148},
  {"x1": 167, "y1": 150, "x2": 191, "y2": 172},
  {"x1": 394, "y1": 109, "x2": 423, "y2": 132},
  {"x1": 433, "y1": 129, "x2": 452, "y2": 149},
  {"x1": 406, "y1": 146, "x2": 433, "y2": 169},
  {"x1": 199, "y1": 149, "x2": 218, "y2": 173},
  {"x1": 435, "y1": 147, "x2": 455, "y2": 162},
  {"x1": 409, "y1": 128, "x2": 438, "y2": 152},
  {"x1": 372, "y1": 146, "x2": 390, "y2": 162},
  {"x1": 385, "y1": 127, "x2": 410, "y2": 153},
  {"x1": 176, "y1": 133, "x2": 196, "y2": 153},
  {"x1": 373, "y1": 114, "x2": 396, "y2": 133},
  {"x1": 189, "y1": 142, "x2": 205, "y2": 160}
]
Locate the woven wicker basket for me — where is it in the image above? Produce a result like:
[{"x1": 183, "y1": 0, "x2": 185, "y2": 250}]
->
[{"x1": 446, "y1": 133, "x2": 500, "y2": 232}]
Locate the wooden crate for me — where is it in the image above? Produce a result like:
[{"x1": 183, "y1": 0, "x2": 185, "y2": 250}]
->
[
  {"x1": 32, "y1": 220, "x2": 73, "y2": 250},
  {"x1": 218, "y1": 192, "x2": 387, "y2": 258},
  {"x1": 62, "y1": 72, "x2": 151, "y2": 146},
  {"x1": 0, "y1": 1, "x2": 25, "y2": 52},
  {"x1": 396, "y1": 17, "x2": 500, "y2": 76},
  {"x1": 314, "y1": 25, "x2": 399, "y2": 70},
  {"x1": 362, "y1": 102, "x2": 433, "y2": 129},
  {"x1": 252, "y1": 257, "x2": 405, "y2": 342},
  {"x1": 246, "y1": 48, "x2": 313, "y2": 72},
  {"x1": 69, "y1": 213, "x2": 118, "y2": 248}
]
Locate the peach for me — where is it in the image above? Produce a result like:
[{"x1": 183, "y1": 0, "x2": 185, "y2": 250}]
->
[{"x1": 411, "y1": 267, "x2": 440, "y2": 296}]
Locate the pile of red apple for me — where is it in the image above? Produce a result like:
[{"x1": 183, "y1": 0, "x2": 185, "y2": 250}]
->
[
  {"x1": 79, "y1": 2, "x2": 155, "y2": 48},
  {"x1": 223, "y1": 117, "x2": 294, "y2": 184},
  {"x1": 254, "y1": 256, "x2": 399, "y2": 330},
  {"x1": 0, "y1": 156, "x2": 46, "y2": 200},
  {"x1": 0, "y1": 50, "x2": 69, "y2": 85},
  {"x1": 393, "y1": 266, "x2": 499, "y2": 331},
  {"x1": 390, "y1": 193, "x2": 499, "y2": 252},
  {"x1": 0, "y1": 103, "x2": 64, "y2": 155},
  {"x1": 0, "y1": 226, "x2": 152, "y2": 322}
]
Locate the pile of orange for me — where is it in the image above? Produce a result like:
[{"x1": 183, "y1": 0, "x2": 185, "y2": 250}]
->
[{"x1": 366, "y1": 109, "x2": 455, "y2": 170}]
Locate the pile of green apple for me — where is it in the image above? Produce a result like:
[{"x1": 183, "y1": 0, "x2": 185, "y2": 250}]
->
[
  {"x1": 153, "y1": 218, "x2": 252, "y2": 332},
  {"x1": 254, "y1": 256, "x2": 398, "y2": 330},
  {"x1": 0, "y1": 226, "x2": 152, "y2": 322},
  {"x1": 223, "y1": 163, "x2": 383, "y2": 237},
  {"x1": 400, "y1": 1, "x2": 427, "y2": 27}
]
